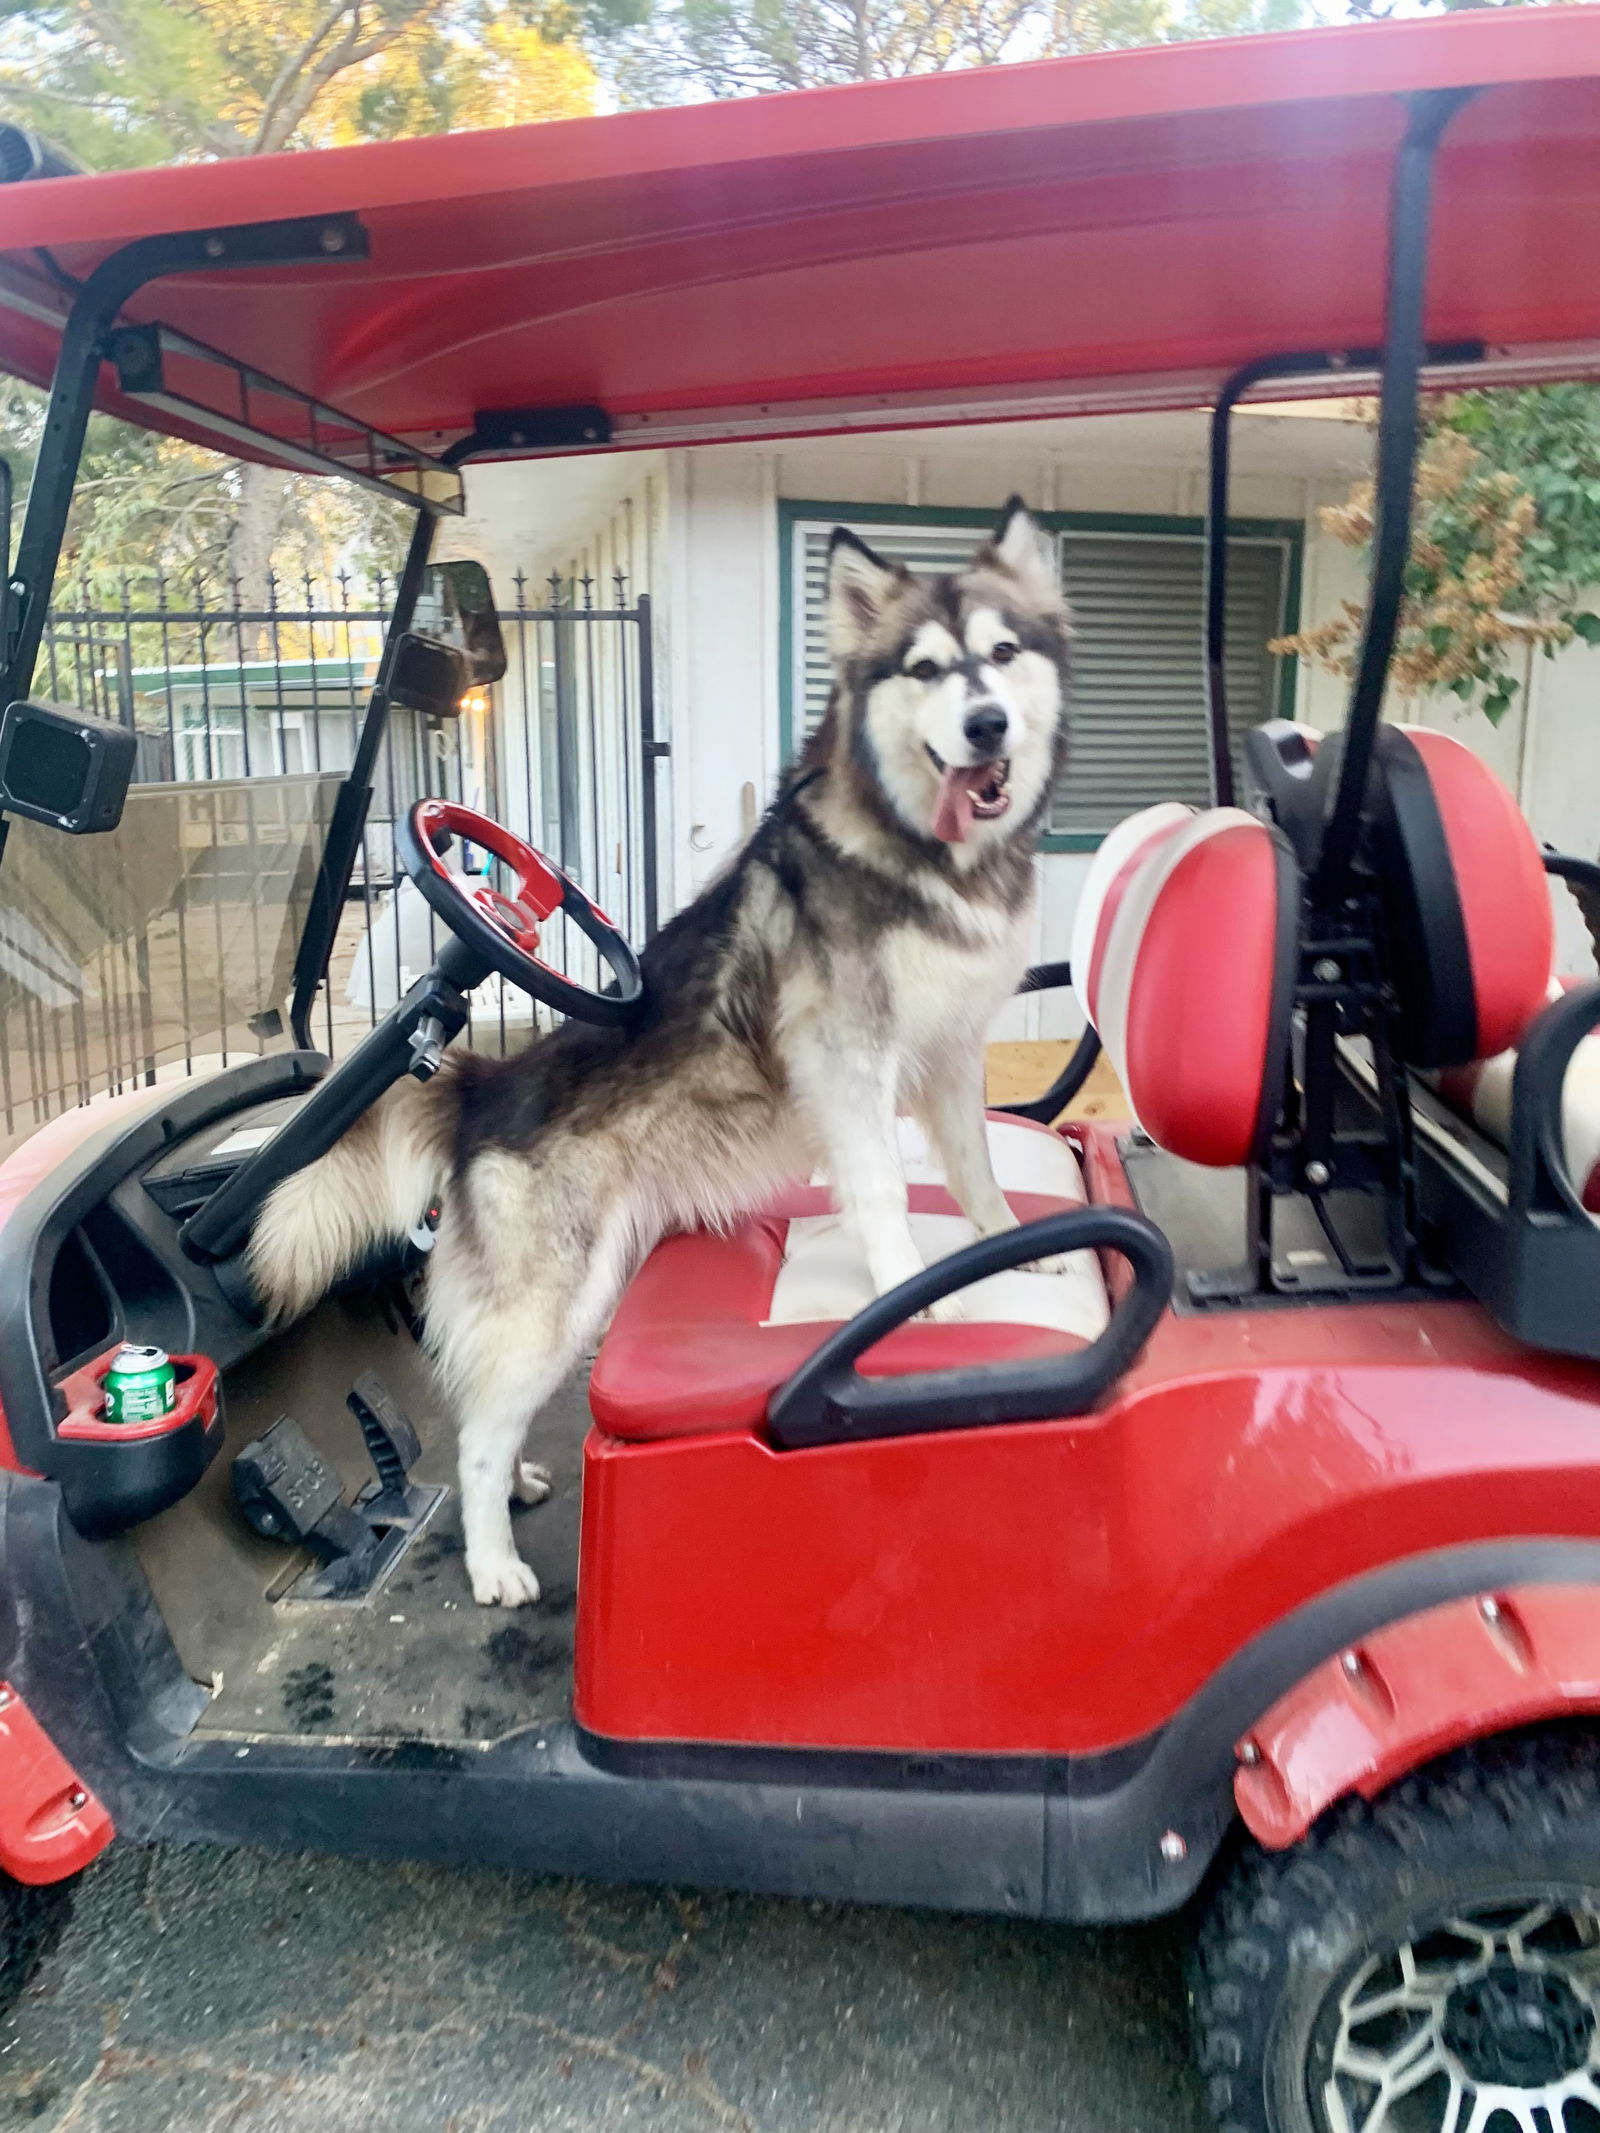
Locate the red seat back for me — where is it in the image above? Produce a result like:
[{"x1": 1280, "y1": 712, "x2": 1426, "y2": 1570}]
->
[
  {"x1": 1078, "y1": 806, "x2": 1298, "y2": 1169},
  {"x1": 1369, "y1": 726, "x2": 1553, "y2": 1068}
]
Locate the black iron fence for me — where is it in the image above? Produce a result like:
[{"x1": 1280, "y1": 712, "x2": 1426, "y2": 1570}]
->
[{"x1": 2, "y1": 569, "x2": 660, "y2": 1149}]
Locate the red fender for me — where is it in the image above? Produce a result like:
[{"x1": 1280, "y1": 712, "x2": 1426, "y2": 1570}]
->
[
  {"x1": 1234, "y1": 1585, "x2": 1600, "y2": 1849},
  {"x1": 0, "y1": 1682, "x2": 112, "y2": 1885}
]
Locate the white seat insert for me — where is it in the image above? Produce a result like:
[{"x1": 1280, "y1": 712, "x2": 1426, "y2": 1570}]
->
[{"x1": 775, "y1": 1115, "x2": 1109, "y2": 1338}]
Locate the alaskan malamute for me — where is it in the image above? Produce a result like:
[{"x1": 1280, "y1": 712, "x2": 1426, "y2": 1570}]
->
[{"x1": 250, "y1": 500, "x2": 1072, "y2": 1605}]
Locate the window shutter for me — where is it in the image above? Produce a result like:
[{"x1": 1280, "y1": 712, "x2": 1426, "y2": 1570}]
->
[
  {"x1": 791, "y1": 517, "x2": 1290, "y2": 836},
  {"x1": 1055, "y1": 533, "x2": 1289, "y2": 835},
  {"x1": 795, "y1": 521, "x2": 990, "y2": 741}
]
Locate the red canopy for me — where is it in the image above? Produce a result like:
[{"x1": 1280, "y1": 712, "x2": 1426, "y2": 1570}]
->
[{"x1": 3, "y1": 8, "x2": 1600, "y2": 462}]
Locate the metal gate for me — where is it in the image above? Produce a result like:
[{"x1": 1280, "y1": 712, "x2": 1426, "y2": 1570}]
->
[{"x1": 1, "y1": 570, "x2": 659, "y2": 1149}]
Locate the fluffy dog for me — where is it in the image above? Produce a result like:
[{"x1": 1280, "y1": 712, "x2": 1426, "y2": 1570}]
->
[{"x1": 250, "y1": 499, "x2": 1072, "y2": 1604}]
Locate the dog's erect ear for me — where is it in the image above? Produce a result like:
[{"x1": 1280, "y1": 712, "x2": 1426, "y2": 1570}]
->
[
  {"x1": 827, "y1": 527, "x2": 908, "y2": 657},
  {"x1": 982, "y1": 497, "x2": 1059, "y2": 607}
]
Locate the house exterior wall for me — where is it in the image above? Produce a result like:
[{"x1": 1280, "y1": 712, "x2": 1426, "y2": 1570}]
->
[
  {"x1": 449, "y1": 411, "x2": 1600, "y2": 1028},
  {"x1": 662, "y1": 421, "x2": 1361, "y2": 1039}
]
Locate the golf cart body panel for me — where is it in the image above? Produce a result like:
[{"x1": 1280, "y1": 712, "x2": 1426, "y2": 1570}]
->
[
  {"x1": 1, "y1": 13, "x2": 1599, "y2": 1978},
  {"x1": 576, "y1": 1210, "x2": 1600, "y2": 1757},
  {"x1": 1233, "y1": 1582, "x2": 1600, "y2": 1850},
  {"x1": 0, "y1": 1677, "x2": 110, "y2": 1885}
]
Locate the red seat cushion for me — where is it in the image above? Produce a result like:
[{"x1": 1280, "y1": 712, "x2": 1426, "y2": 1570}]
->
[
  {"x1": 1372, "y1": 726, "x2": 1553, "y2": 1067},
  {"x1": 1071, "y1": 802, "x2": 1194, "y2": 1032},
  {"x1": 590, "y1": 1165, "x2": 1095, "y2": 1444},
  {"x1": 1089, "y1": 808, "x2": 1297, "y2": 1170}
]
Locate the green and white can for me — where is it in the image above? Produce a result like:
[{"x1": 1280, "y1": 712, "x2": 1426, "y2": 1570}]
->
[{"x1": 103, "y1": 1344, "x2": 177, "y2": 1424}]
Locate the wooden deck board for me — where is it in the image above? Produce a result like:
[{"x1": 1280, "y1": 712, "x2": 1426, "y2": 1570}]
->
[{"x1": 983, "y1": 1039, "x2": 1129, "y2": 1125}]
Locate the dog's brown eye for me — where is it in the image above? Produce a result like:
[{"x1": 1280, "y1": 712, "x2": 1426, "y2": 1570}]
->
[
  {"x1": 989, "y1": 640, "x2": 1020, "y2": 666},
  {"x1": 908, "y1": 659, "x2": 943, "y2": 684}
]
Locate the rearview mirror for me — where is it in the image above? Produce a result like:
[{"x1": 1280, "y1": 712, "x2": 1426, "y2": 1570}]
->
[{"x1": 389, "y1": 560, "x2": 507, "y2": 719}]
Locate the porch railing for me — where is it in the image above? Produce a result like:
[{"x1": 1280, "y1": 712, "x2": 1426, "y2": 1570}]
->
[{"x1": 1, "y1": 569, "x2": 660, "y2": 1152}]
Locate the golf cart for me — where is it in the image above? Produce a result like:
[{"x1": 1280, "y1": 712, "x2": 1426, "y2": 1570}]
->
[{"x1": 5, "y1": 16, "x2": 1600, "y2": 2129}]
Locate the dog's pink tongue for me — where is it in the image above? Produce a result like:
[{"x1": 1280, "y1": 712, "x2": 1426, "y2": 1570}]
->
[{"x1": 933, "y1": 765, "x2": 976, "y2": 844}]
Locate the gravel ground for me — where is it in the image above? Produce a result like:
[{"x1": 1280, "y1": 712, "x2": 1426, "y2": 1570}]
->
[{"x1": 1, "y1": 1842, "x2": 1209, "y2": 2132}]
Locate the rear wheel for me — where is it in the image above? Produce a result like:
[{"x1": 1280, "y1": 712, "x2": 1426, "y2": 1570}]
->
[
  {"x1": 1189, "y1": 1731, "x2": 1600, "y2": 2133},
  {"x1": 0, "y1": 1872, "x2": 71, "y2": 2024}
]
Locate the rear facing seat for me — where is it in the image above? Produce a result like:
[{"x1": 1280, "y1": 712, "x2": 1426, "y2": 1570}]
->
[{"x1": 589, "y1": 1111, "x2": 1108, "y2": 1443}]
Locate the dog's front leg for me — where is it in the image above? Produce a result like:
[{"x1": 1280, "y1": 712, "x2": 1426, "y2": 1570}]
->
[
  {"x1": 916, "y1": 1049, "x2": 1074, "y2": 1275},
  {"x1": 788, "y1": 1034, "x2": 965, "y2": 1323},
  {"x1": 429, "y1": 1185, "x2": 637, "y2": 1607},
  {"x1": 915, "y1": 1047, "x2": 1017, "y2": 1238}
]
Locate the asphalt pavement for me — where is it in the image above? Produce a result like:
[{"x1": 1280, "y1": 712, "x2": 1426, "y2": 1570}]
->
[{"x1": 1, "y1": 1842, "x2": 1208, "y2": 2131}]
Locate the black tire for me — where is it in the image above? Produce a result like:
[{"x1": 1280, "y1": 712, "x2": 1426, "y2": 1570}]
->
[
  {"x1": 1188, "y1": 1728, "x2": 1600, "y2": 2133},
  {"x1": 0, "y1": 1871, "x2": 72, "y2": 2025}
]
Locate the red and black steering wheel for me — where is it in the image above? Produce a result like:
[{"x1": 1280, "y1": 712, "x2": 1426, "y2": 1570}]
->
[{"x1": 395, "y1": 799, "x2": 644, "y2": 1027}]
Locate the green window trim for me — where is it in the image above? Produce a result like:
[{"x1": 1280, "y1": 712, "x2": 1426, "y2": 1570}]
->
[{"x1": 778, "y1": 498, "x2": 1305, "y2": 854}]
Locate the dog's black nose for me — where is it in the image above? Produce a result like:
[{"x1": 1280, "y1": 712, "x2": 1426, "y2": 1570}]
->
[{"x1": 963, "y1": 704, "x2": 1008, "y2": 755}]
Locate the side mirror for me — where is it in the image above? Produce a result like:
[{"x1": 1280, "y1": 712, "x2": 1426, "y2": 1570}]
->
[
  {"x1": 0, "y1": 699, "x2": 137, "y2": 834},
  {"x1": 389, "y1": 560, "x2": 507, "y2": 719}
]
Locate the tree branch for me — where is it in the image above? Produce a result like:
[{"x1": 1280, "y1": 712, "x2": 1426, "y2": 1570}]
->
[
  {"x1": 254, "y1": 0, "x2": 436, "y2": 152},
  {"x1": 251, "y1": 0, "x2": 361, "y2": 154}
]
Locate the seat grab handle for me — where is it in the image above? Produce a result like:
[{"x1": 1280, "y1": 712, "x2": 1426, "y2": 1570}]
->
[{"x1": 767, "y1": 1207, "x2": 1173, "y2": 1451}]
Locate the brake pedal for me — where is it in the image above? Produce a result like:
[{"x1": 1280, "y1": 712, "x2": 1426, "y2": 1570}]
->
[
  {"x1": 233, "y1": 1416, "x2": 381, "y2": 1596},
  {"x1": 232, "y1": 1394, "x2": 446, "y2": 1604}
]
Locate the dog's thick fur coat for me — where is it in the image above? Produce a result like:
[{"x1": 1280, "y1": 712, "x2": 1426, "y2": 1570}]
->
[{"x1": 250, "y1": 501, "x2": 1072, "y2": 1605}]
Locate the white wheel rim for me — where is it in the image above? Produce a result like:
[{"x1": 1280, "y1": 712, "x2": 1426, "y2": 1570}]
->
[{"x1": 1322, "y1": 1898, "x2": 1600, "y2": 2133}]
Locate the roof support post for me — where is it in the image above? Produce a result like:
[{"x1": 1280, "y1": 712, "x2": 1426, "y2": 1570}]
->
[
  {"x1": 1202, "y1": 333, "x2": 1482, "y2": 814},
  {"x1": 288, "y1": 505, "x2": 437, "y2": 1049},
  {"x1": 1205, "y1": 352, "x2": 1378, "y2": 809},
  {"x1": 1312, "y1": 86, "x2": 1476, "y2": 906}
]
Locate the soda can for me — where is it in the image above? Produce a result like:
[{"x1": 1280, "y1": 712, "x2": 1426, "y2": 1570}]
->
[{"x1": 103, "y1": 1344, "x2": 177, "y2": 1424}]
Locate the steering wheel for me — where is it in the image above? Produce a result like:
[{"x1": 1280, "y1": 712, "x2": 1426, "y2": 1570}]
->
[{"x1": 394, "y1": 798, "x2": 644, "y2": 1027}]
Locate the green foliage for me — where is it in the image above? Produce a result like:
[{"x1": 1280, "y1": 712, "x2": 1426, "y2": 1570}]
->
[
  {"x1": 1428, "y1": 386, "x2": 1600, "y2": 721},
  {"x1": 1438, "y1": 385, "x2": 1600, "y2": 621},
  {"x1": 1275, "y1": 384, "x2": 1600, "y2": 727},
  {"x1": 0, "y1": 0, "x2": 597, "y2": 164}
]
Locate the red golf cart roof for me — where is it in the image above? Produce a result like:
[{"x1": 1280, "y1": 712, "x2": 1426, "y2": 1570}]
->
[{"x1": 3, "y1": 7, "x2": 1600, "y2": 461}]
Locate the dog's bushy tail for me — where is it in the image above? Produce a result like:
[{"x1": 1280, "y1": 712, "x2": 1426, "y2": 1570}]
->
[{"x1": 247, "y1": 1072, "x2": 455, "y2": 1321}]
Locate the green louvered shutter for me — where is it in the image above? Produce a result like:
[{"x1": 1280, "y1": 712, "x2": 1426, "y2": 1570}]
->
[{"x1": 1054, "y1": 532, "x2": 1290, "y2": 834}]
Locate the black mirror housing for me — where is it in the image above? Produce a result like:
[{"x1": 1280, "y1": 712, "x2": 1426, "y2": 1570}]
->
[
  {"x1": 0, "y1": 699, "x2": 137, "y2": 834},
  {"x1": 394, "y1": 560, "x2": 507, "y2": 718},
  {"x1": 388, "y1": 634, "x2": 471, "y2": 719}
]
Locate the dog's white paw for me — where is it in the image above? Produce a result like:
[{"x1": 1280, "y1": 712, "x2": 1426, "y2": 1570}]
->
[
  {"x1": 1021, "y1": 1252, "x2": 1074, "y2": 1276},
  {"x1": 469, "y1": 1551, "x2": 542, "y2": 1608},
  {"x1": 511, "y1": 1459, "x2": 553, "y2": 1506},
  {"x1": 919, "y1": 1293, "x2": 969, "y2": 1325}
]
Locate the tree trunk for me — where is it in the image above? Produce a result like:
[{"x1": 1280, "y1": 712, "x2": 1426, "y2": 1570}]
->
[{"x1": 228, "y1": 463, "x2": 290, "y2": 649}]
